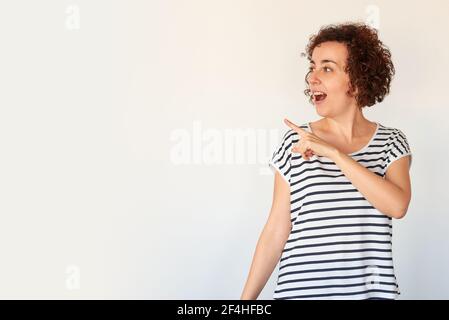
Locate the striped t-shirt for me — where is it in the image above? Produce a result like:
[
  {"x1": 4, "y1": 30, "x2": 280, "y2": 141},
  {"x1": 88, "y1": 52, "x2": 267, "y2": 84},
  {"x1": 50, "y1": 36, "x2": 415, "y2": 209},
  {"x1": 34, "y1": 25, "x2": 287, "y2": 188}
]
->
[{"x1": 268, "y1": 121, "x2": 412, "y2": 300}]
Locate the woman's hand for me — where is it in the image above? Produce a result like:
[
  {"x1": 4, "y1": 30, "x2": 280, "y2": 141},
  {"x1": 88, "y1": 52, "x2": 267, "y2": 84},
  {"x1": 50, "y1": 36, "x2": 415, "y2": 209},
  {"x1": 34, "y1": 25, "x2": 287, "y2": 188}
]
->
[{"x1": 284, "y1": 118, "x2": 339, "y2": 160}]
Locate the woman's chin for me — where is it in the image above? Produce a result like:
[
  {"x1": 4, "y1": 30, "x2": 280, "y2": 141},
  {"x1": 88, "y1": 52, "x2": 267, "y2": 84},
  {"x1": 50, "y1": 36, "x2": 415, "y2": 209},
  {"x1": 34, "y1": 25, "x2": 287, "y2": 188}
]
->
[{"x1": 314, "y1": 103, "x2": 327, "y2": 116}]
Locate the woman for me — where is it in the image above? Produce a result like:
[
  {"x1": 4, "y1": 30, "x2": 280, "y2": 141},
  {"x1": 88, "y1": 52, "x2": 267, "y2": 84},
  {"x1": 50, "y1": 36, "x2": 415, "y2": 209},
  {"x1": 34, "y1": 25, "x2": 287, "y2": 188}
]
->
[{"x1": 241, "y1": 22, "x2": 412, "y2": 300}]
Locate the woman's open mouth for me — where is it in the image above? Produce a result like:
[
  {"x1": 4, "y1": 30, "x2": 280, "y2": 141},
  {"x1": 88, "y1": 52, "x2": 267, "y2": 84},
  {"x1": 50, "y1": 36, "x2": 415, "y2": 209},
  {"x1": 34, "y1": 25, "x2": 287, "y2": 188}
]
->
[{"x1": 312, "y1": 91, "x2": 327, "y2": 104}]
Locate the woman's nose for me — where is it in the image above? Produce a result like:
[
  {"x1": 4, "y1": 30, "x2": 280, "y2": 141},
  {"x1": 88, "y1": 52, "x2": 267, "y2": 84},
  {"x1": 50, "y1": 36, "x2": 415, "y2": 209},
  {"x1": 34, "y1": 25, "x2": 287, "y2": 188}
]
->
[{"x1": 307, "y1": 70, "x2": 320, "y2": 84}]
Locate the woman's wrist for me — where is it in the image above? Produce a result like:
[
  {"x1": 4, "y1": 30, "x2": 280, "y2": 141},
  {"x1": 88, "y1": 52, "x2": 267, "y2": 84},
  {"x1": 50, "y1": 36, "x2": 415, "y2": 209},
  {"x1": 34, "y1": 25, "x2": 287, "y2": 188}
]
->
[{"x1": 328, "y1": 147, "x2": 343, "y2": 161}]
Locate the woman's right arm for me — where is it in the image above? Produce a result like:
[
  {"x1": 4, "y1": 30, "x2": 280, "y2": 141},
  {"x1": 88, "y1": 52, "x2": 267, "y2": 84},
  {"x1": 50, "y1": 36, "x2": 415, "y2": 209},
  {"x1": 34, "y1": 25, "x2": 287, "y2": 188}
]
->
[{"x1": 240, "y1": 170, "x2": 292, "y2": 300}]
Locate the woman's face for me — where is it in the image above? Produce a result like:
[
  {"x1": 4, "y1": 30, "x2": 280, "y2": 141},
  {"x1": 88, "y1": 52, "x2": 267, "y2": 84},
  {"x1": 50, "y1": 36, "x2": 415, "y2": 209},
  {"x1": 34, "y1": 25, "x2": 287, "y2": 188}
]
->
[{"x1": 307, "y1": 41, "x2": 358, "y2": 117}]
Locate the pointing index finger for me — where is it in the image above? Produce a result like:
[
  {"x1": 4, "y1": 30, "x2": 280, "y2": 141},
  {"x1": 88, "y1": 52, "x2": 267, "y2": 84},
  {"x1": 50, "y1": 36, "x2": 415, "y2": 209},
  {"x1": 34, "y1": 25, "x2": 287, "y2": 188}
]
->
[{"x1": 284, "y1": 118, "x2": 308, "y2": 137}]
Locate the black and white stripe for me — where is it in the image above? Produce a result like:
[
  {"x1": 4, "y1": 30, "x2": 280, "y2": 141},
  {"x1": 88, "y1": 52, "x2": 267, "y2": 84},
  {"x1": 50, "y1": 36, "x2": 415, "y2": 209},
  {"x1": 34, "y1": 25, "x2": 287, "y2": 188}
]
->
[{"x1": 268, "y1": 122, "x2": 412, "y2": 300}]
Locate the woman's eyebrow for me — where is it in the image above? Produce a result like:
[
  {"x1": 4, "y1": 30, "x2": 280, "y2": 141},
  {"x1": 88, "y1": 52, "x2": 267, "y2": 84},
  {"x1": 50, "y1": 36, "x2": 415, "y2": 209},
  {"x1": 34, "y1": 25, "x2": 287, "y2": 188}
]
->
[{"x1": 310, "y1": 59, "x2": 338, "y2": 65}]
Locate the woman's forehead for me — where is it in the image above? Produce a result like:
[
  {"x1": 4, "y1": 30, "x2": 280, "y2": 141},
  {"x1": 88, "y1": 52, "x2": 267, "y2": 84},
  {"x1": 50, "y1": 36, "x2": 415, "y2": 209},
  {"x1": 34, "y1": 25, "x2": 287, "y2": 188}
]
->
[{"x1": 311, "y1": 42, "x2": 348, "y2": 65}]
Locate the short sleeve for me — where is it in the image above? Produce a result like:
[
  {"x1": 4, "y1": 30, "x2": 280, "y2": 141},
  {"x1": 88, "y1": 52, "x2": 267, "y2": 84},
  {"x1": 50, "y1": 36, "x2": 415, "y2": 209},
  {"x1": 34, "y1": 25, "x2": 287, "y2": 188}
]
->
[
  {"x1": 385, "y1": 129, "x2": 412, "y2": 172},
  {"x1": 268, "y1": 129, "x2": 296, "y2": 184}
]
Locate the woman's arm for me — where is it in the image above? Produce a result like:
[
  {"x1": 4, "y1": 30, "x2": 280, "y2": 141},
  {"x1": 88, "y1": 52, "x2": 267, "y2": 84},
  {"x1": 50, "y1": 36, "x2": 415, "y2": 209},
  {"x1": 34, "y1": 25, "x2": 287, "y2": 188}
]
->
[
  {"x1": 240, "y1": 171, "x2": 292, "y2": 300},
  {"x1": 330, "y1": 149, "x2": 412, "y2": 219},
  {"x1": 283, "y1": 119, "x2": 412, "y2": 219}
]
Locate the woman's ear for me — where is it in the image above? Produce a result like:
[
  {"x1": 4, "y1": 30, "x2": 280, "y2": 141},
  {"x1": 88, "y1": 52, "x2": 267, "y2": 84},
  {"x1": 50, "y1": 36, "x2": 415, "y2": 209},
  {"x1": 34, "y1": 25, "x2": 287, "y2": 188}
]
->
[{"x1": 346, "y1": 82, "x2": 358, "y2": 98}]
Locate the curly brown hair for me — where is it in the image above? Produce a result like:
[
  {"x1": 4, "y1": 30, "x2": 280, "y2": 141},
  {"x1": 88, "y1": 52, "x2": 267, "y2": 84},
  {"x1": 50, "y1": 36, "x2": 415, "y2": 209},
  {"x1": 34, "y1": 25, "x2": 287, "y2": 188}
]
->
[{"x1": 303, "y1": 22, "x2": 395, "y2": 108}]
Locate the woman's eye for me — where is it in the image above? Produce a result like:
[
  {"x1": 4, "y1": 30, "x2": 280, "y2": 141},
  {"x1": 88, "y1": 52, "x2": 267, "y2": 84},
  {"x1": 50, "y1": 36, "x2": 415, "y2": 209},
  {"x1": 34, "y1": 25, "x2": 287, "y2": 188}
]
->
[{"x1": 308, "y1": 66, "x2": 332, "y2": 72}]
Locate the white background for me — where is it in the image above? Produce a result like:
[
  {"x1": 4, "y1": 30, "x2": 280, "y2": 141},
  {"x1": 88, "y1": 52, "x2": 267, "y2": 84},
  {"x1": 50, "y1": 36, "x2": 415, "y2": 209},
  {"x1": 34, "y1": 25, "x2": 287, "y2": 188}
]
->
[{"x1": 0, "y1": 0, "x2": 447, "y2": 299}]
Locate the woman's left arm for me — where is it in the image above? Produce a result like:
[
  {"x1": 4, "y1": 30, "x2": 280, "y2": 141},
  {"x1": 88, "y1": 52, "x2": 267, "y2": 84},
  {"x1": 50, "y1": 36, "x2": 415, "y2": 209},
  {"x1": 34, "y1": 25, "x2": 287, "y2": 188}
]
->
[
  {"x1": 330, "y1": 150, "x2": 412, "y2": 219},
  {"x1": 284, "y1": 118, "x2": 412, "y2": 219}
]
